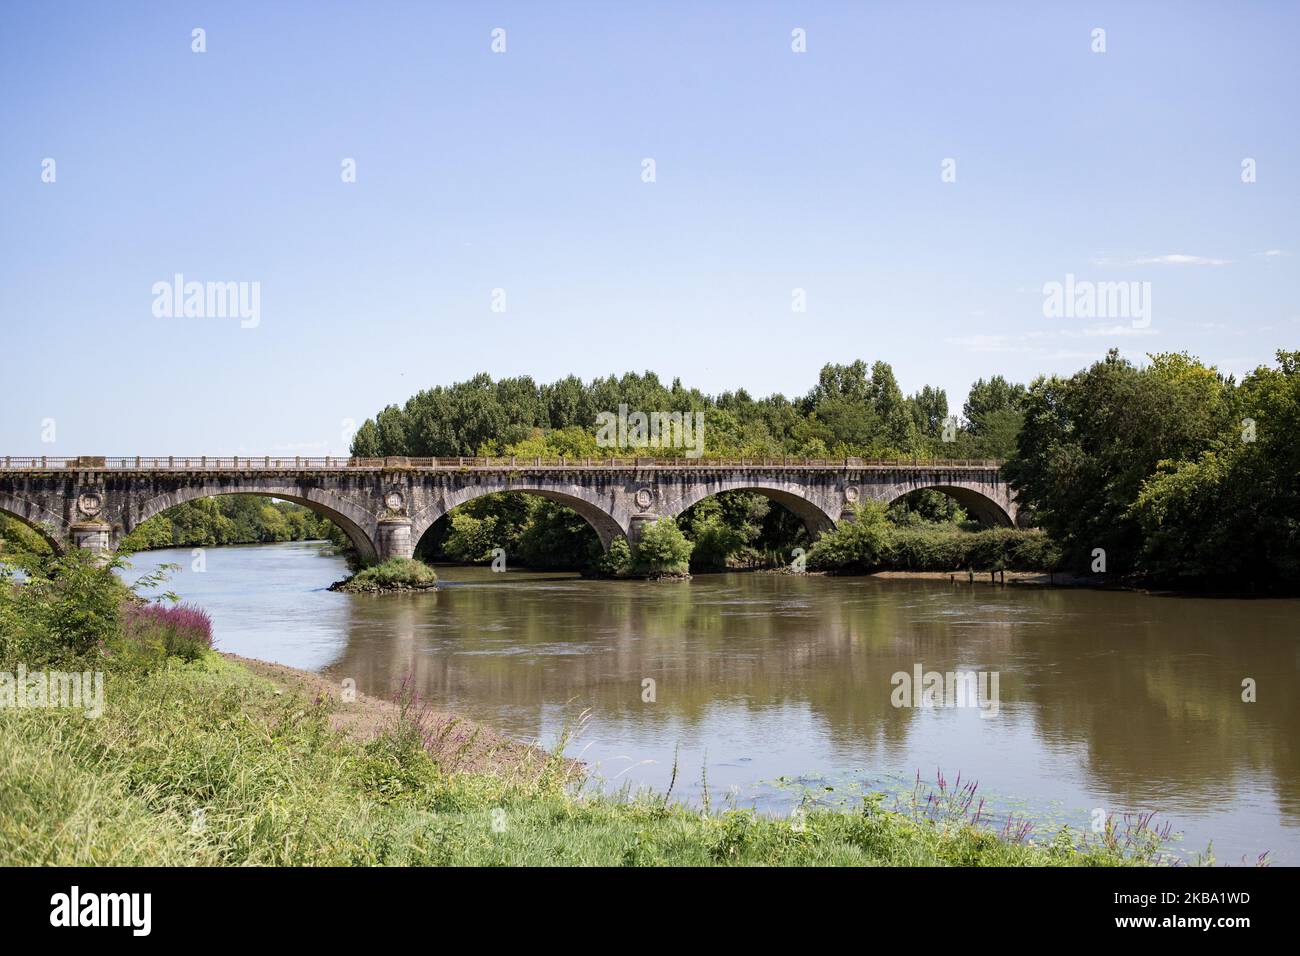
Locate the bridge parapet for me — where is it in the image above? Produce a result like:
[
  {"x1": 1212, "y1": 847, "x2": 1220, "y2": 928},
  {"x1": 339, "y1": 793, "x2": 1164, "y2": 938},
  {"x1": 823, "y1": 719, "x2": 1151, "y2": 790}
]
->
[{"x1": 0, "y1": 455, "x2": 1005, "y2": 474}]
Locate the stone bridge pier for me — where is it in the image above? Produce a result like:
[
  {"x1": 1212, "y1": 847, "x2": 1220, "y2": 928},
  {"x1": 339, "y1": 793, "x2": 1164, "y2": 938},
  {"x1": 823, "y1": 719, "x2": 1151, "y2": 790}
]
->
[{"x1": 0, "y1": 457, "x2": 1025, "y2": 563}]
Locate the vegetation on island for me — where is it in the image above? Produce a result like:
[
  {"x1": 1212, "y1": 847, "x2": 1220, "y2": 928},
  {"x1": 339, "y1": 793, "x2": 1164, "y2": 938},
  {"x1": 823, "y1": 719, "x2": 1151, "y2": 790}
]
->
[
  {"x1": 330, "y1": 557, "x2": 438, "y2": 593},
  {"x1": 595, "y1": 518, "x2": 694, "y2": 578}
]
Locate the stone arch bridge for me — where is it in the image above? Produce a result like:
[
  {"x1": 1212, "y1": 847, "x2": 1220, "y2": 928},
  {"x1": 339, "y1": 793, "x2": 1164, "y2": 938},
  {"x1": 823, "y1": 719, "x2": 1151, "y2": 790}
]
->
[{"x1": 0, "y1": 456, "x2": 1025, "y2": 562}]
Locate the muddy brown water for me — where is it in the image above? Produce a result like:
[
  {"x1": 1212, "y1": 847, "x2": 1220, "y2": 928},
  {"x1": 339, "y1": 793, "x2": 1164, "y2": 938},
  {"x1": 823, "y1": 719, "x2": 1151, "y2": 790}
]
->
[{"x1": 123, "y1": 542, "x2": 1300, "y2": 864}]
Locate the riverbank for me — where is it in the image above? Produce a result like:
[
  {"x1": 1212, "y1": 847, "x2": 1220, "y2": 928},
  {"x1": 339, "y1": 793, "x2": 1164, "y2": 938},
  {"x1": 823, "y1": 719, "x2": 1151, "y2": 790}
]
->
[
  {"x1": 224, "y1": 653, "x2": 552, "y2": 777},
  {"x1": 0, "y1": 651, "x2": 1172, "y2": 866},
  {"x1": 867, "y1": 569, "x2": 1098, "y2": 586},
  {"x1": 864, "y1": 569, "x2": 1299, "y2": 597},
  {"x1": 755, "y1": 566, "x2": 1095, "y2": 586}
]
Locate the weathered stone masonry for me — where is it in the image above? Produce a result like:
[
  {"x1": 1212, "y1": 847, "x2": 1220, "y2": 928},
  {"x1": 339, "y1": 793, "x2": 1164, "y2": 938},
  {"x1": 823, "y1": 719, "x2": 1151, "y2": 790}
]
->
[{"x1": 0, "y1": 460, "x2": 1025, "y2": 562}]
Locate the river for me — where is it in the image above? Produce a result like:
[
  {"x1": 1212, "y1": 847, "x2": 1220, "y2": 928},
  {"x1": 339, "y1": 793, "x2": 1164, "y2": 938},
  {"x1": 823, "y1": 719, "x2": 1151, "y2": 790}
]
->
[{"x1": 121, "y1": 541, "x2": 1299, "y2": 864}]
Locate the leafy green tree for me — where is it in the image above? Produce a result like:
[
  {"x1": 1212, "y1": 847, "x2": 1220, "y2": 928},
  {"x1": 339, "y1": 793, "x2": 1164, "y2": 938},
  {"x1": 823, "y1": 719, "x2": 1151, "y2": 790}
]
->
[
  {"x1": 907, "y1": 385, "x2": 949, "y2": 446},
  {"x1": 888, "y1": 489, "x2": 967, "y2": 526},
  {"x1": 963, "y1": 375, "x2": 1026, "y2": 425},
  {"x1": 1004, "y1": 350, "x2": 1235, "y2": 574},
  {"x1": 1128, "y1": 451, "x2": 1236, "y2": 580},
  {"x1": 959, "y1": 376, "x2": 1026, "y2": 458},
  {"x1": 869, "y1": 360, "x2": 920, "y2": 453},
  {"x1": 678, "y1": 492, "x2": 770, "y2": 569},
  {"x1": 1128, "y1": 351, "x2": 1300, "y2": 585},
  {"x1": 597, "y1": 537, "x2": 634, "y2": 576}
]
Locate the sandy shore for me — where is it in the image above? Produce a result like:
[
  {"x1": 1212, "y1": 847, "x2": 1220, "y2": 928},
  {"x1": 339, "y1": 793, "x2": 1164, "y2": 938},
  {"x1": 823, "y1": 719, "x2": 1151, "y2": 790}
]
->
[
  {"x1": 868, "y1": 570, "x2": 1100, "y2": 587},
  {"x1": 222, "y1": 652, "x2": 560, "y2": 779}
]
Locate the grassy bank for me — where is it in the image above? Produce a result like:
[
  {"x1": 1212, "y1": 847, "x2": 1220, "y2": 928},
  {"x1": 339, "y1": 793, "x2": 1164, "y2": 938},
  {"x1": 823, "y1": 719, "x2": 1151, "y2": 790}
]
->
[{"x1": 0, "y1": 652, "x2": 1168, "y2": 866}]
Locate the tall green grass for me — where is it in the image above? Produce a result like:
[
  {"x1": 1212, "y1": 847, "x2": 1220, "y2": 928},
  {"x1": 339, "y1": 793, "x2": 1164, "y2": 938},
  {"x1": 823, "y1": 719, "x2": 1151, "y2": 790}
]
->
[{"x1": 1, "y1": 654, "x2": 1167, "y2": 867}]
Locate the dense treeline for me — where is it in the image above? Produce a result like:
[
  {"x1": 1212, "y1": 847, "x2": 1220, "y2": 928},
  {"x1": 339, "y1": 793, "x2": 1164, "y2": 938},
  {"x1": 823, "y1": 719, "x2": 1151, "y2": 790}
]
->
[
  {"x1": 1005, "y1": 349, "x2": 1300, "y2": 587},
  {"x1": 120, "y1": 497, "x2": 347, "y2": 552},
  {"x1": 356, "y1": 352, "x2": 1300, "y2": 588},
  {"x1": 350, "y1": 363, "x2": 1021, "y2": 461}
]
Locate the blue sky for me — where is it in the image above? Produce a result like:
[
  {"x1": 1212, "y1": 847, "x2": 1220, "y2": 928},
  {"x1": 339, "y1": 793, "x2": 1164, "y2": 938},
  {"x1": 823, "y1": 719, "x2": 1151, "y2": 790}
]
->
[{"x1": 1, "y1": 0, "x2": 1296, "y2": 455}]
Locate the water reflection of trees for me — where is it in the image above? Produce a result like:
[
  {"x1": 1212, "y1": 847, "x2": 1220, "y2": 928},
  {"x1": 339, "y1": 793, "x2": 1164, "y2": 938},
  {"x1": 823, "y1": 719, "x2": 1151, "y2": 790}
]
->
[{"x1": 325, "y1": 575, "x2": 1299, "y2": 817}]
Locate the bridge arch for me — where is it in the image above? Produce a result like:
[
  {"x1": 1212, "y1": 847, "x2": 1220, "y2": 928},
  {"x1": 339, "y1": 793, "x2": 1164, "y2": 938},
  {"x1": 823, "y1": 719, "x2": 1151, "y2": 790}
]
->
[
  {"x1": 663, "y1": 480, "x2": 838, "y2": 538},
  {"x1": 410, "y1": 483, "x2": 628, "y2": 553},
  {"x1": 131, "y1": 484, "x2": 380, "y2": 563},
  {"x1": 879, "y1": 481, "x2": 1016, "y2": 528},
  {"x1": 0, "y1": 492, "x2": 68, "y2": 553}
]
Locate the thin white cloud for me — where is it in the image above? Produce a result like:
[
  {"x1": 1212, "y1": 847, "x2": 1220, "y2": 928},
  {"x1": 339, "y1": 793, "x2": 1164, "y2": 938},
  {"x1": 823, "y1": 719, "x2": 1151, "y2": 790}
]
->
[
  {"x1": 1132, "y1": 254, "x2": 1230, "y2": 266},
  {"x1": 1091, "y1": 253, "x2": 1230, "y2": 267}
]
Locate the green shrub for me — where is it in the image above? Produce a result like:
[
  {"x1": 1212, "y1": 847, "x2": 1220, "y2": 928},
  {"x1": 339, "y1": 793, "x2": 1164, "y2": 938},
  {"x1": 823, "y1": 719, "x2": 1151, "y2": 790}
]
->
[
  {"x1": 805, "y1": 510, "x2": 1059, "y2": 574},
  {"x1": 685, "y1": 514, "x2": 747, "y2": 571},
  {"x1": 442, "y1": 512, "x2": 501, "y2": 564},
  {"x1": 633, "y1": 518, "x2": 693, "y2": 576},
  {"x1": 806, "y1": 502, "x2": 892, "y2": 571},
  {"x1": 596, "y1": 537, "x2": 633, "y2": 576},
  {"x1": 887, "y1": 527, "x2": 1059, "y2": 572},
  {"x1": 0, "y1": 551, "x2": 131, "y2": 665}
]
